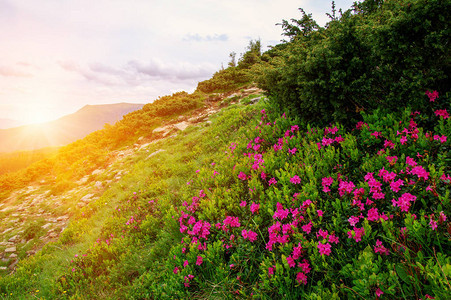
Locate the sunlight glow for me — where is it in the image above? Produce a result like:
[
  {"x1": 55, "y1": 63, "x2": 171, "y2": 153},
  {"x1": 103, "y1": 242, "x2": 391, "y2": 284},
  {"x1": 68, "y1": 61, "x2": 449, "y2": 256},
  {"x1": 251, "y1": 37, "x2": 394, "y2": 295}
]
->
[{"x1": 24, "y1": 107, "x2": 56, "y2": 125}]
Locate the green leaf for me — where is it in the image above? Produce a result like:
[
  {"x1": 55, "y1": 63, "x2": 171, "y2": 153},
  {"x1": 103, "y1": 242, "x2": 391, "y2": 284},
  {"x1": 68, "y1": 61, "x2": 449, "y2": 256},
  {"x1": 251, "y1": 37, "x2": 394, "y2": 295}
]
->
[{"x1": 395, "y1": 264, "x2": 412, "y2": 284}]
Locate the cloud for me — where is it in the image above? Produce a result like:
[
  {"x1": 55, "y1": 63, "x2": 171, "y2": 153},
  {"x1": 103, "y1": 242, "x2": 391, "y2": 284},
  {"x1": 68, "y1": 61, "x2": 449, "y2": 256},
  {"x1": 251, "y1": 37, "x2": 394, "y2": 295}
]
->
[
  {"x1": 127, "y1": 59, "x2": 215, "y2": 81},
  {"x1": 59, "y1": 58, "x2": 216, "y2": 86},
  {"x1": 183, "y1": 33, "x2": 229, "y2": 42},
  {"x1": 0, "y1": 63, "x2": 33, "y2": 77}
]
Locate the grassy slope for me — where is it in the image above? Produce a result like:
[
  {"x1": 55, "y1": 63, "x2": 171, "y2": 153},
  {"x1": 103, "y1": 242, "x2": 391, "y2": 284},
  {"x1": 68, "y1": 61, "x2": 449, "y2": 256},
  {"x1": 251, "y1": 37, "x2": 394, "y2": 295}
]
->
[{"x1": 0, "y1": 94, "x2": 263, "y2": 299}]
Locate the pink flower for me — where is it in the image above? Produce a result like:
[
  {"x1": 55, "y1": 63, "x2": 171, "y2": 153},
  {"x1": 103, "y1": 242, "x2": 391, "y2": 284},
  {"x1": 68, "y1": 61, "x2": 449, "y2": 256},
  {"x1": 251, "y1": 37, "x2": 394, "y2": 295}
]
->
[
  {"x1": 386, "y1": 156, "x2": 398, "y2": 164},
  {"x1": 348, "y1": 216, "x2": 360, "y2": 227},
  {"x1": 250, "y1": 202, "x2": 260, "y2": 214},
  {"x1": 392, "y1": 192, "x2": 417, "y2": 212},
  {"x1": 292, "y1": 243, "x2": 303, "y2": 260},
  {"x1": 325, "y1": 126, "x2": 339, "y2": 135},
  {"x1": 196, "y1": 256, "x2": 203, "y2": 266},
  {"x1": 288, "y1": 148, "x2": 297, "y2": 155},
  {"x1": 390, "y1": 179, "x2": 404, "y2": 193},
  {"x1": 322, "y1": 177, "x2": 334, "y2": 193},
  {"x1": 268, "y1": 177, "x2": 277, "y2": 186},
  {"x1": 317, "y1": 228, "x2": 329, "y2": 240},
  {"x1": 374, "y1": 239, "x2": 389, "y2": 255},
  {"x1": 429, "y1": 217, "x2": 438, "y2": 230},
  {"x1": 247, "y1": 230, "x2": 258, "y2": 242},
  {"x1": 410, "y1": 165, "x2": 429, "y2": 181},
  {"x1": 268, "y1": 266, "x2": 275, "y2": 276},
  {"x1": 183, "y1": 260, "x2": 189, "y2": 267},
  {"x1": 338, "y1": 180, "x2": 355, "y2": 197},
  {"x1": 400, "y1": 135, "x2": 408, "y2": 144},
  {"x1": 298, "y1": 260, "x2": 311, "y2": 274},
  {"x1": 317, "y1": 242, "x2": 332, "y2": 256},
  {"x1": 290, "y1": 175, "x2": 301, "y2": 184},
  {"x1": 273, "y1": 202, "x2": 289, "y2": 220},
  {"x1": 384, "y1": 139, "x2": 395, "y2": 149},
  {"x1": 302, "y1": 221, "x2": 313, "y2": 234},
  {"x1": 375, "y1": 288, "x2": 384, "y2": 297},
  {"x1": 435, "y1": 109, "x2": 449, "y2": 119},
  {"x1": 173, "y1": 266, "x2": 179, "y2": 274},
  {"x1": 441, "y1": 173, "x2": 451, "y2": 184},
  {"x1": 371, "y1": 131, "x2": 381, "y2": 138},
  {"x1": 286, "y1": 256, "x2": 296, "y2": 268},
  {"x1": 406, "y1": 156, "x2": 417, "y2": 167},
  {"x1": 240, "y1": 201, "x2": 247, "y2": 207},
  {"x1": 425, "y1": 90, "x2": 439, "y2": 102},
  {"x1": 328, "y1": 234, "x2": 339, "y2": 244},
  {"x1": 367, "y1": 208, "x2": 380, "y2": 222},
  {"x1": 439, "y1": 211, "x2": 447, "y2": 223},
  {"x1": 296, "y1": 272, "x2": 308, "y2": 285},
  {"x1": 238, "y1": 171, "x2": 247, "y2": 181},
  {"x1": 347, "y1": 226, "x2": 365, "y2": 242},
  {"x1": 317, "y1": 210, "x2": 323, "y2": 217},
  {"x1": 223, "y1": 216, "x2": 241, "y2": 229}
]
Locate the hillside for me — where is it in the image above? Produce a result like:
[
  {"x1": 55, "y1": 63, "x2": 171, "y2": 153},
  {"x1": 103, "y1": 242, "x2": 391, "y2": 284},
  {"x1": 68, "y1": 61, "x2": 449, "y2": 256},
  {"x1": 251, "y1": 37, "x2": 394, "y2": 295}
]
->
[
  {"x1": 0, "y1": 103, "x2": 144, "y2": 153},
  {"x1": 0, "y1": 0, "x2": 449, "y2": 299},
  {"x1": 0, "y1": 119, "x2": 25, "y2": 130}
]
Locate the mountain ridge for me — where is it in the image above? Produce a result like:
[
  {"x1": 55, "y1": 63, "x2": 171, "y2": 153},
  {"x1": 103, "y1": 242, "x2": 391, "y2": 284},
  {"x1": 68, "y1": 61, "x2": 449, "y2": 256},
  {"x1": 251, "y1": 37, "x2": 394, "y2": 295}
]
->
[{"x1": 0, "y1": 102, "x2": 144, "y2": 153}]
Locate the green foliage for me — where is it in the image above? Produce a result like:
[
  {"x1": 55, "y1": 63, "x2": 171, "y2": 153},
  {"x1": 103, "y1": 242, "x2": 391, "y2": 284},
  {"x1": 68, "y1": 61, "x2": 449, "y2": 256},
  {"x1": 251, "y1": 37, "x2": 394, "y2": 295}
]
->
[{"x1": 257, "y1": 0, "x2": 451, "y2": 126}]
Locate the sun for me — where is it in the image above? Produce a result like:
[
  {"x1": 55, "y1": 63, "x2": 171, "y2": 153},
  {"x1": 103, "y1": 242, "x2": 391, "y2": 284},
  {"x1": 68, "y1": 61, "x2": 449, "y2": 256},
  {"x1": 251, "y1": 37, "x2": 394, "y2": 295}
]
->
[{"x1": 24, "y1": 107, "x2": 57, "y2": 125}]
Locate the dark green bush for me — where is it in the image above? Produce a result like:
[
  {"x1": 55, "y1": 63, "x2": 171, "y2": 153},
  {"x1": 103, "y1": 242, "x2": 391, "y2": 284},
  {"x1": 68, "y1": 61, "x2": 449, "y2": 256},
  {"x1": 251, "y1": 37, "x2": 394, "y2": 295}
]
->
[{"x1": 257, "y1": 0, "x2": 451, "y2": 126}]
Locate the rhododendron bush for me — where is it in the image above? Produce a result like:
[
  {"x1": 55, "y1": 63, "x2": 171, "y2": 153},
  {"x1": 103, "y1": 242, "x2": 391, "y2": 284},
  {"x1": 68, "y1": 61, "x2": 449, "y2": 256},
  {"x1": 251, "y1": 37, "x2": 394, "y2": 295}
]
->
[{"x1": 162, "y1": 94, "x2": 450, "y2": 299}]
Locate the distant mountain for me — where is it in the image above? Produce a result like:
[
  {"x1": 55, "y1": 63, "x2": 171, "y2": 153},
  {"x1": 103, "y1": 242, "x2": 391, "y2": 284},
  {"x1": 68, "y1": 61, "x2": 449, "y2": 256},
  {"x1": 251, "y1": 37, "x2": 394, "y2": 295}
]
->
[
  {"x1": 0, "y1": 103, "x2": 144, "y2": 153},
  {"x1": 0, "y1": 118, "x2": 25, "y2": 129}
]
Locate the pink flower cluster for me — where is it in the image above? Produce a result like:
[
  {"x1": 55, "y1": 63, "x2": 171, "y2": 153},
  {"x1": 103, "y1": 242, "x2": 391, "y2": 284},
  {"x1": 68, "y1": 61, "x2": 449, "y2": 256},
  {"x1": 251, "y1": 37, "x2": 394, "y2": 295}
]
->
[
  {"x1": 392, "y1": 192, "x2": 417, "y2": 212},
  {"x1": 250, "y1": 202, "x2": 260, "y2": 214},
  {"x1": 290, "y1": 175, "x2": 301, "y2": 184},
  {"x1": 347, "y1": 226, "x2": 365, "y2": 242},
  {"x1": 322, "y1": 177, "x2": 333, "y2": 193},
  {"x1": 425, "y1": 90, "x2": 439, "y2": 102},
  {"x1": 435, "y1": 109, "x2": 449, "y2": 119},
  {"x1": 374, "y1": 239, "x2": 389, "y2": 255},
  {"x1": 241, "y1": 229, "x2": 258, "y2": 242}
]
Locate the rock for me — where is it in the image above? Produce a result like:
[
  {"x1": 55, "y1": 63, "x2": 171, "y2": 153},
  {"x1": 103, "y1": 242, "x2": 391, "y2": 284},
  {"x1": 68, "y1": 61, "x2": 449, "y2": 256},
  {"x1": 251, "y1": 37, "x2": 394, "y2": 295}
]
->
[
  {"x1": 137, "y1": 136, "x2": 144, "y2": 141},
  {"x1": 147, "y1": 149, "x2": 166, "y2": 159},
  {"x1": 80, "y1": 194, "x2": 95, "y2": 203},
  {"x1": 0, "y1": 241, "x2": 13, "y2": 247},
  {"x1": 11, "y1": 213, "x2": 19, "y2": 217},
  {"x1": 2, "y1": 228, "x2": 13, "y2": 235},
  {"x1": 42, "y1": 223, "x2": 53, "y2": 229},
  {"x1": 26, "y1": 250, "x2": 36, "y2": 256},
  {"x1": 9, "y1": 253, "x2": 17, "y2": 259},
  {"x1": 226, "y1": 93, "x2": 240, "y2": 99},
  {"x1": 91, "y1": 169, "x2": 103, "y2": 176},
  {"x1": 250, "y1": 96, "x2": 261, "y2": 104},
  {"x1": 0, "y1": 266, "x2": 7, "y2": 271},
  {"x1": 94, "y1": 181, "x2": 103, "y2": 188},
  {"x1": 4, "y1": 246, "x2": 16, "y2": 253},
  {"x1": 173, "y1": 121, "x2": 190, "y2": 131},
  {"x1": 8, "y1": 235, "x2": 19, "y2": 243},
  {"x1": 152, "y1": 125, "x2": 171, "y2": 134},
  {"x1": 48, "y1": 232, "x2": 58, "y2": 238},
  {"x1": 56, "y1": 216, "x2": 69, "y2": 222},
  {"x1": 152, "y1": 125, "x2": 174, "y2": 137},
  {"x1": 242, "y1": 87, "x2": 259, "y2": 93},
  {"x1": 138, "y1": 143, "x2": 152, "y2": 151},
  {"x1": 0, "y1": 206, "x2": 12, "y2": 212},
  {"x1": 77, "y1": 176, "x2": 89, "y2": 185}
]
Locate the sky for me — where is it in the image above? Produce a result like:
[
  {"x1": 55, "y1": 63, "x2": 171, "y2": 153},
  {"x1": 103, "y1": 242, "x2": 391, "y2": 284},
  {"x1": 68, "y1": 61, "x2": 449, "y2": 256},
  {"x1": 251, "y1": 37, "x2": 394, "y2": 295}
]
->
[{"x1": 0, "y1": 0, "x2": 355, "y2": 125}]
